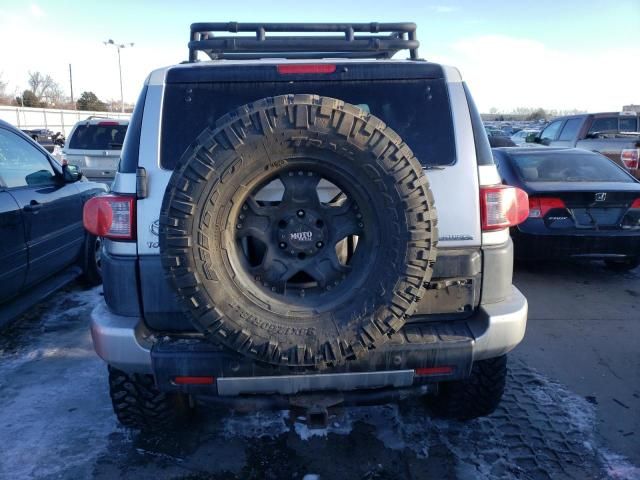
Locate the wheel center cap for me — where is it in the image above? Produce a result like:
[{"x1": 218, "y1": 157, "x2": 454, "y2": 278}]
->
[{"x1": 278, "y1": 211, "x2": 326, "y2": 256}]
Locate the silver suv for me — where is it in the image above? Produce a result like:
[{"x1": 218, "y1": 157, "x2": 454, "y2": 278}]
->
[
  {"x1": 64, "y1": 117, "x2": 129, "y2": 184},
  {"x1": 84, "y1": 22, "x2": 529, "y2": 430}
]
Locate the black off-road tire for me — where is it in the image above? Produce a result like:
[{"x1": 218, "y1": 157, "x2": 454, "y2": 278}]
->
[
  {"x1": 160, "y1": 94, "x2": 437, "y2": 368},
  {"x1": 429, "y1": 355, "x2": 507, "y2": 420},
  {"x1": 604, "y1": 257, "x2": 640, "y2": 272},
  {"x1": 108, "y1": 366, "x2": 190, "y2": 431},
  {"x1": 80, "y1": 234, "x2": 102, "y2": 286}
]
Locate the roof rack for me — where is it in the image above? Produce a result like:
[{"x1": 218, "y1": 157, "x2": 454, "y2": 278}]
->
[{"x1": 188, "y1": 22, "x2": 420, "y2": 62}]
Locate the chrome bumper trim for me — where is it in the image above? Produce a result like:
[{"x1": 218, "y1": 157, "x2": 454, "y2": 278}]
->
[{"x1": 216, "y1": 370, "x2": 415, "y2": 396}]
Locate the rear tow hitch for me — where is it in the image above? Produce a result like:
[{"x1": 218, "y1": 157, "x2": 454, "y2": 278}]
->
[{"x1": 289, "y1": 393, "x2": 344, "y2": 429}]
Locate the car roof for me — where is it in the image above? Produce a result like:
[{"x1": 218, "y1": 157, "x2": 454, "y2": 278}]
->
[
  {"x1": 77, "y1": 117, "x2": 129, "y2": 126},
  {"x1": 492, "y1": 147, "x2": 598, "y2": 156},
  {"x1": 146, "y1": 58, "x2": 462, "y2": 85}
]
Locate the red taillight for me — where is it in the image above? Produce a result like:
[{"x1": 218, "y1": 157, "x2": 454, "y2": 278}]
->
[
  {"x1": 630, "y1": 198, "x2": 640, "y2": 209},
  {"x1": 480, "y1": 185, "x2": 529, "y2": 231},
  {"x1": 83, "y1": 194, "x2": 135, "y2": 240},
  {"x1": 621, "y1": 149, "x2": 639, "y2": 170},
  {"x1": 277, "y1": 64, "x2": 336, "y2": 75},
  {"x1": 173, "y1": 376, "x2": 215, "y2": 385},
  {"x1": 528, "y1": 196, "x2": 566, "y2": 219},
  {"x1": 415, "y1": 366, "x2": 454, "y2": 376},
  {"x1": 97, "y1": 121, "x2": 120, "y2": 126}
]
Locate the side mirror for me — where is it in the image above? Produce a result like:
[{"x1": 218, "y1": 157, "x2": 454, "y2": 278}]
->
[
  {"x1": 63, "y1": 163, "x2": 83, "y2": 182},
  {"x1": 525, "y1": 133, "x2": 537, "y2": 143}
]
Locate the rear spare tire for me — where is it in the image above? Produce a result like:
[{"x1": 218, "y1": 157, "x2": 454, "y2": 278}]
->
[{"x1": 160, "y1": 94, "x2": 437, "y2": 368}]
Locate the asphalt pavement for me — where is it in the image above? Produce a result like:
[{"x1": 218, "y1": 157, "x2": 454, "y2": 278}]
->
[{"x1": 0, "y1": 262, "x2": 638, "y2": 479}]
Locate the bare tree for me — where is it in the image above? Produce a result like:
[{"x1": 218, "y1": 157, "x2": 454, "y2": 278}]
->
[
  {"x1": 0, "y1": 72, "x2": 12, "y2": 106},
  {"x1": 43, "y1": 83, "x2": 65, "y2": 105},
  {"x1": 0, "y1": 72, "x2": 7, "y2": 96},
  {"x1": 28, "y1": 71, "x2": 58, "y2": 102}
]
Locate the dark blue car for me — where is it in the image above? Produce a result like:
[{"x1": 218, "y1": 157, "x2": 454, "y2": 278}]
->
[
  {"x1": 493, "y1": 147, "x2": 640, "y2": 271},
  {"x1": 0, "y1": 120, "x2": 107, "y2": 326}
]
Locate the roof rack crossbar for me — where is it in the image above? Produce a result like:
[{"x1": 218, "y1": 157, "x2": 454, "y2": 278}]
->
[{"x1": 188, "y1": 22, "x2": 419, "y2": 62}]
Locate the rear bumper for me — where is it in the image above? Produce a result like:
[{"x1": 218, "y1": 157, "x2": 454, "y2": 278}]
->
[
  {"x1": 90, "y1": 286, "x2": 527, "y2": 395},
  {"x1": 513, "y1": 230, "x2": 640, "y2": 261},
  {"x1": 83, "y1": 168, "x2": 116, "y2": 184}
]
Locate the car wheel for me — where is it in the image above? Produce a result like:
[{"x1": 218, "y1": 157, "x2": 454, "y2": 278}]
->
[
  {"x1": 81, "y1": 234, "x2": 103, "y2": 286},
  {"x1": 160, "y1": 94, "x2": 438, "y2": 368},
  {"x1": 604, "y1": 257, "x2": 640, "y2": 272},
  {"x1": 108, "y1": 366, "x2": 191, "y2": 431},
  {"x1": 428, "y1": 355, "x2": 507, "y2": 420}
]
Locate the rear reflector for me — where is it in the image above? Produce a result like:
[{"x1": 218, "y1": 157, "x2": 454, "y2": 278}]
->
[
  {"x1": 480, "y1": 185, "x2": 529, "y2": 231},
  {"x1": 277, "y1": 64, "x2": 336, "y2": 75},
  {"x1": 97, "y1": 121, "x2": 120, "y2": 126},
  {"x1": 621, "y1": 149, "x2": 639, "y2": 170},
  {"x1": 631, "y1": 198, "x2": 640, "y2": 209},
  {"x1": 528, "y1": 196, "x2": 566, "y2": 218},
  {"x1": 83, "y1": 194, "x2": 135, "y2": 240},
  {"x1": 173, "y1": 376, "x2": 215, "y2": 385},
  {"x1": 415, "y1": 366, "x2": 454, "y2": 376}
]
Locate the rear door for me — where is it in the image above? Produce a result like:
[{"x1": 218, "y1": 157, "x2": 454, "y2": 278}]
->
[
  {"x1": 0, "y1": 190, "x2": 27, "y2": 302},
  {"x1": 0, "y1": 127, "x2": 84, "y2": 287},
  {"x1": 553, "y1": 118, "x2": 584, "y2": 148}
]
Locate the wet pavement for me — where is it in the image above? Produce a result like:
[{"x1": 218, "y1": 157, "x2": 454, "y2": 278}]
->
[{"x1": 0, "y1": 263, "x2": 639, "y2": 479}]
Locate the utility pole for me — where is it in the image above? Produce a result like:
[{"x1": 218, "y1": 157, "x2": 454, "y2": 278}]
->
[
  {"x1": 69, "y1": 63, "x2": 74, "y2": 108},
  {"x1": 103, "y1": 39, "x2": 134, "y2": 113}
]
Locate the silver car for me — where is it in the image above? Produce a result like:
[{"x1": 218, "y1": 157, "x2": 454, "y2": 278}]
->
[{"x1": 63, "y1": 117, "x2": 129, "y2": 184}]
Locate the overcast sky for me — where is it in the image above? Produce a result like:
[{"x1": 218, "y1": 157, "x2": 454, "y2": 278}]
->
[{"x1": 0, "y1": 0, "x2": 638, "y2": 112}]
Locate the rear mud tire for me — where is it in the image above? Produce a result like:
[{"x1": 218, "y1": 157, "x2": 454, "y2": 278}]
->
[
  {"x1": 108, "y1": 366, "x2": 191, "y2": 431},
  {"x1": 429, "y1": 355, "x2": 507, "y2": 420}
]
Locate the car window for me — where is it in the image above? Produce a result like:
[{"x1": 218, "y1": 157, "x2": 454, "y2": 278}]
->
[
  {"x1": 540, "y1": 121, "x2": 562, "y2": 142},
  {"x1": 68, "y1": 124, "x2": 128, "y2": 150},
  {"x1": 558, "y1": 118, "x2": 582, "y2": 141},
  {"x1": 0, "y1": 128, "x2": 57, "y2": 188},
  {"x1": 509, "y1": 150, "x2": 633, "y2": 183},
  {"x1": 588, "y1": 117, "x2": 618, "y2": 134},
  {"x1": 161, "y1": 79, "x2": 457, "y2": 168},
  {"x1": 619, "y1": 117, "x2": 638, "y2": 132}
]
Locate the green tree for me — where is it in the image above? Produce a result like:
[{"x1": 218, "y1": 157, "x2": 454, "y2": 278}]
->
[
  {"x1": 76, "y1": 91, "x2": 107, "y2": 111},
  {"x1": 527, "y1": 108, "x2": 547, "y2": 121},
  {"x1": 17, "y1": 90, "x2": 43, "y2": 107}
]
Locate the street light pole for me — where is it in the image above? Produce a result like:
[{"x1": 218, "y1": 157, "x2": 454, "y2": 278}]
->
[{"x1": 104, "y1": 39, "x2": 134, "y2": 113}]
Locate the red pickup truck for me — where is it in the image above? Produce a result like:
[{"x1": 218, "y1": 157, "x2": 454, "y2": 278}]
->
[{"x1": 532, "y1": 112, "x2": 640, "y2": 178}]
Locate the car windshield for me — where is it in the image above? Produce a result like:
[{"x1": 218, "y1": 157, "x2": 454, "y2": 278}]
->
[
  {"x1": 160, "y1": 78, "x2": 456, "y2": 168},
  {"x1": 68, "y1": 124, "x2": 128, "y2": 150},
  {"x1": 509, "y1": 150, "x2": 634, "y2": 183}
]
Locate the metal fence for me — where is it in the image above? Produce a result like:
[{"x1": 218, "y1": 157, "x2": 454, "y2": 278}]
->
[{"x1": 0, "y1": 106, "x2": 131, "y2": 136}]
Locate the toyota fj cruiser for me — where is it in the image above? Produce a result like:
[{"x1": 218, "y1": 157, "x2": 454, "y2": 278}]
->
[{"x1": 84, "y1": 22, "x2": 529, "y2": 430}]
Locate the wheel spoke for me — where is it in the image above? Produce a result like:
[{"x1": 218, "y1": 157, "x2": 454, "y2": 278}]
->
[
  {"x1": 325, "y1": 199, "x2": 362, "y2": 243},
  {"x1": 236, "y1": 197, "x2": 274, "y2": 243},
  {"x1": 250, "y1": 249, "x2": 295, "y2": 289},
  {"x1": 304, "y1": 250, "x2": 351, "y2": 288},
  {"x1": 280, "y1": 172, "x2": 321, "y2": 208}
]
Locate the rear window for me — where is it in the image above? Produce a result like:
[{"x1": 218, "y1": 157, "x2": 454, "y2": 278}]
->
[
  {"x1": 160, "y1": 79, "x2": 456, "y2": 169},
  {"x1": 620, "y1": 116, "x2": 638, "y2": 132},
  {"x1": 69, "y1": 124, "x2": 128, "y2": 150},
  {"x1": 509, "y1": 150, "x2": 633, "y2": 183},
  {"x1": 588, "y1": 117, "x2": 618, "y2": 134}
]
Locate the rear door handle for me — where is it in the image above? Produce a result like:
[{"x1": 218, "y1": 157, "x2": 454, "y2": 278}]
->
[{"x1": 23, "y1": 201, "x2": 42, "y2": 212}]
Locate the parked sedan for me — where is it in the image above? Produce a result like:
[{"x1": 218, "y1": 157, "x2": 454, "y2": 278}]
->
[
  {"x1": 0, "y1": 120, "x2": 107, "y2": 327},
  {"x1": 493, "y1": 147, "x2": 640, "y2": 271},
  {"x1": 63, "y1": 117, "x2": 129, "y2": 184}
]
